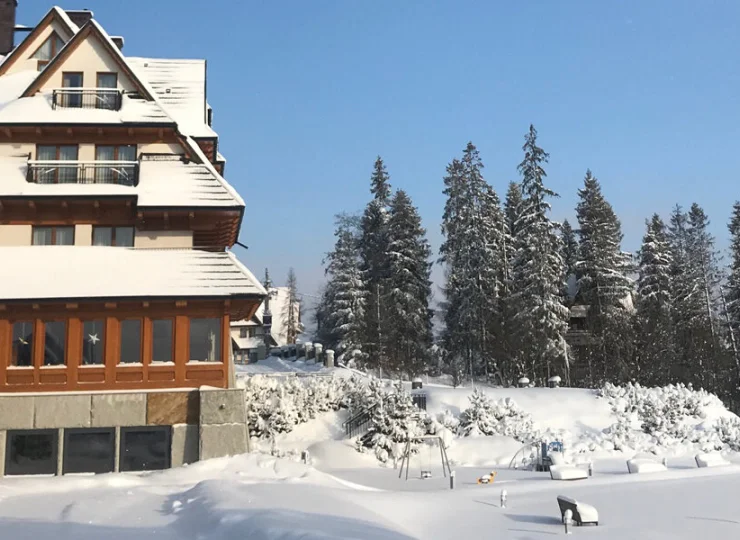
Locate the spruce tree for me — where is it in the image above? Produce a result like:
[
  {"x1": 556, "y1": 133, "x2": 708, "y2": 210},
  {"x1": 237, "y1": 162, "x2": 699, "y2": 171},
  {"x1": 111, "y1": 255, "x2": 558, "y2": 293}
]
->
[
  {"x1": 727, "y1": 202, "x2": 740, "y2": 335},
  {"x1": 283, "y1": 268, "x2": 301, "y2": 345},
  {"x1": 635, "y1": 214, "x2": 674, "y2": 384},
  {"x1": 509, "y1": 125, "x2": 569, "y2": 384},
  {"x1": 359, "y1": 157, "x2": 392, "y2": 373},
  {"x1": 560, "y1": 219, "x2": 579, "y2": 305},
  {"x1": 384, "y1": 190, "x2": 433, "y2": 377},
  {"x1": 574, "y1": 170, "x2": 634, "y2": 384},
  {"x1": 324, "y1": 223, "x2": 367, "y2": 366},
  {"x1": 440, "y1": 143, "x2": 506, "y2": 383}
]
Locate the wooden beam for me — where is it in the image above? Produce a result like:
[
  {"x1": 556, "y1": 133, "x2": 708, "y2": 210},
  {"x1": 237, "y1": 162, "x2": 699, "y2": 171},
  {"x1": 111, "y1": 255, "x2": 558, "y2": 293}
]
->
[
  {"x1": 32, "y1": 304, "x2": 40, "y2": 310},
  {"x1": 127, "y1": 127, "x2": 134, "y2": 136},
  {"x1": 158, "y1": 128, "x2": 164, "y2": 140},
  {"x1": 163, "y1": 211, "x2": 169, "y2": 229},
  {"x1": 35, "y1": 127, "x2": 42, "y2": 135},
  {"x1": 97, "y1": 127, "x2": 103, "y2": 136},
  {"x1": 65, "y1": 303, "x2": 78, "y2": 310},
  {"x1": 176, "y1": 300, "x2": 187, "y2": 308},
  {"x1": 66, "y1": 127, "x2": 73, "y2": 136},
  {"x1": 142, "y1": 301, "x2": 150, "y2": 308},
  {"x1": 104, "y1": 302, "x2": 117, "y2": 309},
  {"x1": 2, "y1": 127, "x2": 11, "y2": 138},
  {"x1": 0, "y1": 304, "x2": 6, "y2": 311}
]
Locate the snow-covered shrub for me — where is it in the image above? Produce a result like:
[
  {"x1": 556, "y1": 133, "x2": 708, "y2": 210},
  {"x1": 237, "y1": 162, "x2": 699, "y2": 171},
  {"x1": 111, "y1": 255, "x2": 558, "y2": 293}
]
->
[
  {"x1": 715, "y1": 416, "x2": 740, "y2": 451},
  {"x1": 457, "y1": 389, "x2": 537, "y2": 441},
  {"x1": 358, "y1": 382, "x2": 427, "y2": 463},
  {"x1": 243, "y1": 374, "x2": 358, "y2": 440}
]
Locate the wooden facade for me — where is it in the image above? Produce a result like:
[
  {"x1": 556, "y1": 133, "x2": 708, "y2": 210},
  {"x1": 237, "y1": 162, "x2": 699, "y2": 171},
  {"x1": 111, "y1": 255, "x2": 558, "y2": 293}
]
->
[{"x1": 0, "y1": 298, "x2": 260, "y2": 393}]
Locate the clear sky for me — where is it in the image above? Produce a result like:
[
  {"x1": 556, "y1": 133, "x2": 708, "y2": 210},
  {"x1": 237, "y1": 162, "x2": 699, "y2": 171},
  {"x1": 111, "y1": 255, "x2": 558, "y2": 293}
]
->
[{"x1": 18, "y1": 1, "x2": 740, "y2": 309}]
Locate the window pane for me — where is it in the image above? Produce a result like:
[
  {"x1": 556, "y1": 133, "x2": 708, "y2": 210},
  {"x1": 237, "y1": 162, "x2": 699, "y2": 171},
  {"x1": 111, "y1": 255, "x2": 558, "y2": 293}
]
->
[
  {"x1": 37, "y1": 145, "x2": 57, "y2": 160},
  {"x1": 63, "y1": 429, "x2": 115, "y2": 474},
  {"x1": 62, "y1": 72, "x2": 82, "y2": 87},
  {"x1": 58, "y1": 146, "x2": 79, "y2": 183},
  {"x1": 32, "y1": 37, "x2": 53, "y2": 60},
  {"x1": 189, "y1": 318, "x2": 222, "y2": 362},
  {"x1": 6, "y1": 430, "x2": 58, "y2": 476},
  {"x1": 152, "y1": 319, "x2": 173, "y2": 363},
  {"x1": 119, "y1": 320, "x2": 141, "y2": 364},
  {"x1": 115, "y1": 227, "x2": 134, "y2": 247},
  {"x1": 55, "y1": 227, "x2": 74, "y2": 246},
  {"x1": 43, "y1": 321, "x2": 66, "y2": 366},
  {"x1": 81, "y1": 320, "x2": 105, "y2": 365},
  {"x1": 12, "y1": 321, "x2": 33, "y2": 367},
  {"x1": 96, "y1": 73, "x2": 117, "y2": 88},
  {"x1": 239, "y1": 327, "x2": 247, "y2": 338},
  {"x1": 120, "y1": 427, "x2": 170, "y2": 472},
  {"x1": 92, "y1": 227, "x2": 112, "y2": 246},
  {"x1": 59, "y1": 146, "x2": 78, "y2": 160},
  {"x1": 95, "y1": 146, "x2": 114, "y2": 160},
  {"x1": 32, "y1": 227, "x2": 52, "y2": 245},
  {"x1": 117, "y1": 145, "x2": 136, "y2": 161},
  {"x1": 54, "y1": 35, "x2": 64, "y2": 53}
]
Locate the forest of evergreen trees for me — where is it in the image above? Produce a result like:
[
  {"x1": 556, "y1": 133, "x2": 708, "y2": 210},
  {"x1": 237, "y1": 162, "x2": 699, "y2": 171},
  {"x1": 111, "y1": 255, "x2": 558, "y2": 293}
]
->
[{"x1": 315, "y1": 125, "x2": 740, "y2": 410}]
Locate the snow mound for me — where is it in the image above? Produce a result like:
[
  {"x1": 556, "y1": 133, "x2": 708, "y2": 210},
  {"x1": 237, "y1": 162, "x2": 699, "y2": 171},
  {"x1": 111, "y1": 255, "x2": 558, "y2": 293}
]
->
[
  {"x1": 695, "y1": 453, "x2": 730, "y2": 468},
  {"x1": 549, "y1": 465, "x2": 588, "y2": 480},
  {"x1": 627, "y1": 458, "x2": 668, "y2": 474}
]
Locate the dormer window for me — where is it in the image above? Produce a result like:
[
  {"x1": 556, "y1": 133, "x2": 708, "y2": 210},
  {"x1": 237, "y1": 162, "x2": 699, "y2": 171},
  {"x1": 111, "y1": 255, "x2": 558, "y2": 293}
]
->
[{"x1": 31, "y1": 32, "x2": 65, "y2": 71}]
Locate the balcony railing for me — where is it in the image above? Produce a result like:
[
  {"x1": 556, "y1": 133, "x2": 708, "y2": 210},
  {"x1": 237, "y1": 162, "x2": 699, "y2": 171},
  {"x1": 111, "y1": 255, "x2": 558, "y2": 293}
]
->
[
  {"x1": 51, "y1": 88, "x2": 123, "y2": 111},
  {"x1": 27, "y1": 160, "x2": 139, "y2": 186}
]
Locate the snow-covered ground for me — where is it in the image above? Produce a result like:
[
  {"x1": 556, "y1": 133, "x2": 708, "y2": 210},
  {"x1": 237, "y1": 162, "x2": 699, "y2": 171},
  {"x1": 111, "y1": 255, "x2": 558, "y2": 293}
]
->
[{"x1": 3, "y1": 381, "x2": 740, "y2": 538}]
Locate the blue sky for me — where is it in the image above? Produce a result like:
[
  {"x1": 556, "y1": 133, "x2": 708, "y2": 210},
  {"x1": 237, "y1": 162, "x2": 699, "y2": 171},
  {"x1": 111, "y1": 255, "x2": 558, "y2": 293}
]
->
[{"x1": 19, "y1": 1, "x2": 740, "y2": 306}]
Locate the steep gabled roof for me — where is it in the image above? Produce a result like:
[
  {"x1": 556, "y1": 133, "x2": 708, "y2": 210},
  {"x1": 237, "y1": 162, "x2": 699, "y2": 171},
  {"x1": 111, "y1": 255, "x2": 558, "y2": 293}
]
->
[
  {"x1": 0, "y1": 7, "x2": 77, "y2": 77},
  {"x1": 22, "y1": 19, "x2": 155, "y2": 100}
]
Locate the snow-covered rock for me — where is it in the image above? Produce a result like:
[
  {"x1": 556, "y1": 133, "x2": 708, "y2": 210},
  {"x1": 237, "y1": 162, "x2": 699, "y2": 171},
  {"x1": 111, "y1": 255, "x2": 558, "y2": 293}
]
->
[
  {"x1": 695, "y1": 453, "x2": 730, "y2": 468},
  {"x1": 550, "y1": 465, "x2": 588, "y2": 481},
  {"x1": 627, "y1": 458, "x2": 667, "y2": 474}
]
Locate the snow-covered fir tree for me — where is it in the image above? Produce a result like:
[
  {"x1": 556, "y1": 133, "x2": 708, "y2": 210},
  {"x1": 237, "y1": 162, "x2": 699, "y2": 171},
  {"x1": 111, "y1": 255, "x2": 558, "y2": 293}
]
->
[
  {"x1": 509, "y1": 125, "x2": 569, "y2": 384},
  {"x1": 440, "y1": 143, "x2": 506, "y2": 383},
  {"x1": 574, "y1": 170, "x2": 634, "y2": 384},
  {"x1": 635, "y1": 214, "x2": 674, "y2": 385},
  {"x1": 359, "y1": 157, "x2": 392, "y2": 373},
  {"x1": 560, "y1": 219, "x2": 579, "y2": 305},
  {"x1": 384, "y1": 190, "x2": 433, "y2": 377},
  {"x1": 283, "y1": 268, "x2": 301, "y2": 345},
  {"x1": 727, "y1": 201, "x2": 740, "y2": 336},
  {"x1": 323, "y1": 221, "x2": 367, "y2": 366}
]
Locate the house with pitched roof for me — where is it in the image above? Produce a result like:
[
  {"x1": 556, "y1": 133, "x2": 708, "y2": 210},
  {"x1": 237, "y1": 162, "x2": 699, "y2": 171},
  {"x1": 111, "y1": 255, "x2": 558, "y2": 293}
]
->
[{"x1": 0, "y1": 4, "x2": 264, "y2": 476}]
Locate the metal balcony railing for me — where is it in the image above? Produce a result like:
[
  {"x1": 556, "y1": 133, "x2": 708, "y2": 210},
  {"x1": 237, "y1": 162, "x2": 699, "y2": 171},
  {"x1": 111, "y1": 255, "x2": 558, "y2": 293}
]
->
[
  {"x1": 51, "y1": 88, "x2": 123, "y2": 111},
  {"x1": 26, "y1": 160, "x2": 139, "y2": 186}
]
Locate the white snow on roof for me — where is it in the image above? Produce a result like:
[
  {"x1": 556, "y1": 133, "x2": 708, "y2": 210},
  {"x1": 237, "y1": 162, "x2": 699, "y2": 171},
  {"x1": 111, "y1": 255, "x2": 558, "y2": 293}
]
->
[
  {"x1": 0, "y1": 247, "x2": 266, "y2": 301},
  {"x1": 0, "y1": 91, "x2": 173, "y2": 125},
  {"x1": 232, "y1": 335, "x2": 265, "y2": 350},
  {"x1": 56, "y1": 7, "x2": 81, "y2": 34},
  {"x1": 230, "y1": 287, "x2": 302, "y2": 347},
  {"x1": 0, "y1": 155, "x2": 243, "y2": 208},
  {"x1": 217, "y1": 151, "x2": 226, "y2": 163},
  {"x1": 0, "y1": 70, "x2": 42, "y2": 106},
  {"x1": 128, "y1": 57, "x2": 216, "y2": 138}
]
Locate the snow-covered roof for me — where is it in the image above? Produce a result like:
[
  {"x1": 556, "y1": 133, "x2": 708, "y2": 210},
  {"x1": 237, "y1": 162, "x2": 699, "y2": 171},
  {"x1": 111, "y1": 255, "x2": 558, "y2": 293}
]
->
[
  {"x1": 0, "y1": 155, "x2": 242, "y2": 208},
  {"x1": 231, "y1": 335, "x2": 265, "y2": 351},
  {"x1": 230, "y1": 287, "x2": 303, "y2": 347},
  {"x1": 0, "y1": 247, "x2": 266, "y2": 302},
  {"x1": 128, "y1": 57, "x2": 216, "y2": 138}
]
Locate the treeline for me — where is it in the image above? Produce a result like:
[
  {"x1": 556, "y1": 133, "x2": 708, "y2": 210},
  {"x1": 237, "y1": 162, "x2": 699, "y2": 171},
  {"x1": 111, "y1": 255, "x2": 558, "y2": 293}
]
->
[{"x1": 315, "y1": 125, "x2": 740, "y2": 409}]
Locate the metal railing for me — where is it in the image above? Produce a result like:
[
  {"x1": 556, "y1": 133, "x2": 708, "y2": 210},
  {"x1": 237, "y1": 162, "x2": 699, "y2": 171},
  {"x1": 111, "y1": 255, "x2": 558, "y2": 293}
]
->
[
  {"x1": 26, "y1": 160, "x2": 139, "y2": 186},
  {"x1": 52, "y1": 88, "x2": 122, "y2": 111},
  {"x1": 343, "y1": 405, "x2": 377, "y2": 438}
]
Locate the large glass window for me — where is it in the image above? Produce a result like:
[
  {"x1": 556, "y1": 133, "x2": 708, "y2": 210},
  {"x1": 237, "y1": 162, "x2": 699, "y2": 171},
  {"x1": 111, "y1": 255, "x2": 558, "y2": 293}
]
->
[
  {"x1": 32, "y1": 226, "x2": 75, "y2": 246},
  {"x1": 62, "y1": 428, "x2": 115, "y2": 474},
  {"x1": 35, "y1": 144, "x2": 79, "y2": 183},
  {"x1": 61, "y1": 72, "x2": 83, "y2": 108},
  {"x1": 119, "y1": 319, "x2": 141, "y2": 364},
  {"x1": 5, "y1": 430, "x2": 58, "y2": 476},
  {"x1": 189, "y1": 318, "x2": 222, "y2": 362},
  {"x1": 81, "y1": 320, "x2": 105, "y2": 365},
  {"x1": 120, "y1": 427, "x2": 170, "y2": 472},
  {"x1": 92, "y1": 226, "x2": 134, "y2": 247},
  {"x1": 151, "y1": 319, "x2": 173, "y2": 363},
  {"x1": 43, "y1": 321, "x2": 66, "y2": 366},
  {"x1": 95, "y1": 145, "x2": 136, "y2": 185},
  {"x1": 31, "y1": 33, "x2": 64, "y2": 70},
  {"x1": 11, "y1": 321, "x2": 33, "y2": 367},
  {"x1": 96, "y1": 73, "x2": 118, "y2": 110}
]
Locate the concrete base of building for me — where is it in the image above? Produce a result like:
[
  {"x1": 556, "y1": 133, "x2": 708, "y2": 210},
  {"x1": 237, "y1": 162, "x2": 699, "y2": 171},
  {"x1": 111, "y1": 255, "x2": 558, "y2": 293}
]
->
[{"x1": 0, "y1": 387, "x2": 250, "y2": 477}]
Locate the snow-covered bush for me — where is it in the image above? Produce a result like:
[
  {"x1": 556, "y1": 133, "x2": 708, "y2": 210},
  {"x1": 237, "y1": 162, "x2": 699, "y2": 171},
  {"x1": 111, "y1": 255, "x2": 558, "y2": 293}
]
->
[
  {"x1": 457, "y1": 389, "x2": 537, "y2": 442},
  {"x1": 243, "y1": 374, "x2": 358, "y2": 440},
  {"x1": 715, "y1": 416, "x2": 740, "y2": 451},
  {"x1": 357, "y1": 382, "x2": 427, "y2": 463}
]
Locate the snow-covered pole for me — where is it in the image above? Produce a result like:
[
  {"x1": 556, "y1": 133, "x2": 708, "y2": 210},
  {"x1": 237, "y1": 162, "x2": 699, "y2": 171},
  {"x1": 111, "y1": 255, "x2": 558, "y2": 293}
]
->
[
  {"x1": 301, "y1": 450, "x2": 310, "y2": 464},
  {"x1": 563, "y1": 509, "x2": 573, "y2": 534},
  {"x1": 588, "y1": 460, "x2": 593, "y2": 477},
  {"x1": 500, "y1": 489, "x2": 507, "y2": 509},
  {"x1": 662, "y1": 457, "x2": 668, "y2": 468},
  {"x1": 450, "y1": 470, "x2": 455, "y2": 490},
  {"x1": 325, "y1": 349, "x2": 335, "y2": 368}
]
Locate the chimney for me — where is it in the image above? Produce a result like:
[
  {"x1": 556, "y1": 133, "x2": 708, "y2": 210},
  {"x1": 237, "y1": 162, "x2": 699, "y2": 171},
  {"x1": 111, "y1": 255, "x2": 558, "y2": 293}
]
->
[
  {"x1": 65, "y1": 9, "x2": 94, "y2": 28},
  {"x1": 110, "y1": 36, "x2": 124, "y2": 50},
  {"x1": 0, "y1": 0, "x2": 16, "y2": 56}
]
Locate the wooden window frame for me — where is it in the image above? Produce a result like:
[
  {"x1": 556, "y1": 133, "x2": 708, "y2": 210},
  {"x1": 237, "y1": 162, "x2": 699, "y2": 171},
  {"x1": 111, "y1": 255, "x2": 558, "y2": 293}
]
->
[
  {"x1": 10, "y1": 320, "x2": 34, "y2": 368},
  {"x1": 80, "y1": 319, "x2": 106, "y2": 367},
  {"x1": 31, "y1": 225, "x2": 75, "y2": 246},
  {"x1": 118, "y1": 318, "x2": 144, "y2": 365},
  {"x1": 188, "y1": 317, "x2": 223, "y2": 363},
  {"x1": 91, "y1": 226, "x2": 135, "y2": 247},
  {"x1": 40, "y1": 319, "x2": 67, "y2": 368},
  {"x1": 150, "y1": 318, "x2": 175, "y2": 364},
  {"x1": 61, "y1": 71, "x2": 84, "y2": 88},
  {"x1": 35, "y1": 144, "x2": 79, "y2": 184},
  {"x1": 31, "y1": 32, "x2": 64, "y2": 71},
  {"x1": 96, "y1": 72, "x2": 118, "y2": 89}
]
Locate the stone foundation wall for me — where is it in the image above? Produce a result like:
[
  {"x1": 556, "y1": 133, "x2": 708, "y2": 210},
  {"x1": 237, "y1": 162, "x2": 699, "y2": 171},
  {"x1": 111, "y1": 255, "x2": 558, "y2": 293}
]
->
[{"x1": 0, "y1": 388, "x2": 250, "y2": 476}]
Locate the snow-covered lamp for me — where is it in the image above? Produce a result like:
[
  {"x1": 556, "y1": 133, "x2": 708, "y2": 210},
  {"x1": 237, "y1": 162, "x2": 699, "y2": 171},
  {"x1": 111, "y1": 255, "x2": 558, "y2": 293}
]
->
[
  {"x1": 411, "y1": 377, "x2": 423, "y2": 390},
  {"x1": 518, "y1": 377, "x2": 530, "y2": 388},
  {"x1": 548, "y1": 375, "x2": 561, "y2": 388}
]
